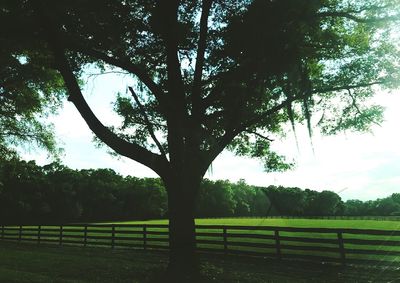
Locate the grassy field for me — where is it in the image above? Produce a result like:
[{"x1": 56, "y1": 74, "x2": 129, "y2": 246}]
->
[
  {"x1": 105, "y1": 218, "x2": 400, "y2": 264},
  {"x1": 112, "y1": 217, "x2": 400, "y2": 230},
  {"x1": 1, "y1": 241, "x2": 400, "y2": 283}
]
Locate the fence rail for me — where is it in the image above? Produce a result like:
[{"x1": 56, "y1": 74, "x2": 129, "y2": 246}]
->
[
  {"x1": 1, "y1": 224, "x2": 399, "y2": 266},
  {"x1": 204, "y1": 215, "x2": 400, "y2": 221}
]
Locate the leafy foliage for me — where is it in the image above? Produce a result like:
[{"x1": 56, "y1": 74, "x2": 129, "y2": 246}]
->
[
  {"x1": 1, "y1": 0, "x2": 399, "y2": 172},
  {"x1": 0, "y1": 0, "x2": 69, "y2": 157}
]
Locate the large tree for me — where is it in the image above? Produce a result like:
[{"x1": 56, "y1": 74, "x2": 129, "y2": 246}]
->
[{"x1": 1, "y1": 0, "x2": 399, "y2": 278}]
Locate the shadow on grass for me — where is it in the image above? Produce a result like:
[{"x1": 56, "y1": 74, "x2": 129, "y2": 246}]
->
[{"x1": 0, "y1": 242, "x2": 399, "y2": 282}]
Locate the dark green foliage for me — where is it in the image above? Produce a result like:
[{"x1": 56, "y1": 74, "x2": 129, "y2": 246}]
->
[
  {"x1": 0, "y1": 158, "x2": 167, "y2": 224},
  {"x1": 1, "y1": 157, "x2": 398, "y2": 224},
  {"x1": 0, "y1": 0, "x2": 65, "y2": 158},
  {"x1": 1, "y1": 0, "x2": 398, "y2": 171}
]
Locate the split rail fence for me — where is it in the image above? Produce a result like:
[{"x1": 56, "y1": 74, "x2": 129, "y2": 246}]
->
[{"x1": 1, "y1": 224, "x2": 399, "y2": 266}]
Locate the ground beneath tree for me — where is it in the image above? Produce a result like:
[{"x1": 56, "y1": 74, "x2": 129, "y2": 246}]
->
[{"x1": 0, "y1": 242, "x2": 398, "y2": 282}]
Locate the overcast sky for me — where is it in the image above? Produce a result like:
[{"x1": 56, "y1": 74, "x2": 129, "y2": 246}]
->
[{"x1": 22, "y1": 72, "x2": 400, "y2": 201}]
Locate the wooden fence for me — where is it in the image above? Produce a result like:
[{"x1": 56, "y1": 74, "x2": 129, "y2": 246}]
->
[
  {"x1": 210, "y1": 215, "x2": 400, "y2": 221},
  {"x1": 1, "y1": 224, "x2": 399, "y2": 266}
]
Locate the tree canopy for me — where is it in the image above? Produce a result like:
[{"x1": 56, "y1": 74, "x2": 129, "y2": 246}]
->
[
  {"x1": 0, "y1": 42, "x2": 63, "y2": 159},
  {"x1": 1, "y1": 0, "x2": 399, "y2": 278},
  {"x1": 1, "y1": 0, "x2": 399, "y2": 172}
]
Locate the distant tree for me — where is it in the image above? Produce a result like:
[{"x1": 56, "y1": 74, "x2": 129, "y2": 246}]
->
[
  {"x1": 374, "y1": 197, "x2": 400, "y2": 216},
  {"x1": 231, "y1": 179, "x2": 255, "y2": 216},
  {"x1": 307, "y1": 190, "x2": 343, "y2": 216},
  {"x1": 196, "y1": 179, "x2": 236, "y2": 217},
  {"x1": 251, "y1": 187, "x2": 271, "y2": 217},
  {"x1": 265, "y1": 186, "x2": 307, "y2": 216},
  {"x1": 391, "y1": 193, "x2": 400, "y2": 204},
  {"x1": 1, "y1": 0, "x2": 399, "y2": 276},
  {"x1": 344, "y1": 199, "x2": 367, "y2": 216},
  {"x1": 123, "y1": 177, "x2": 168, "y2": 219}
]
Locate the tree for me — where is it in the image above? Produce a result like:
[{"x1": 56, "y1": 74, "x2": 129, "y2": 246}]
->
[
  {"x1": 306, "y1": 190, "x2": 344, "y2": 216},
  {"x1": 196, "y1": 179, "x2": 236, "y2": 217},
  {"x1": 1, "y1": 0, "x2": 399, "y2": 278},
  {"x1": 264, "y1": 186, "x2": 307, "y2": 215},
  {"x1": 344, "y1": 199, "x2": 367, "y2": 216},
  {"x1": 0, "y1": 6, "x2": 63, "y2": 159}
]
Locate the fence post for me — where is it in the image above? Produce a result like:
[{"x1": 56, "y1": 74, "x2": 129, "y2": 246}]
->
[
  {"x1": 143, "y1": 225, "x2": 147, "y2": 250},
  {"x1": 274, "y1": 230, "x2": 281, "y2": 260},
  {"x1": 337, "y1": 232, "x2": 346, "y2": 266},
  {"x1": 223, "y1": 227, "x2": 228, "y2": 254},
  {"x1": 37, "y1": 225, "x2": 41, "y2": 244},
  {"x1": 1, "y1": 225, "x2": 4, "y2": 240},
  {"x1": 83, "y1": 225, "x2": 88, "y2": 247},
  {"x1": 111, "y1": 224, "x2": 115, "y2": 249},
  {"x1": 18, "y1": 225, "x2": 22, "y2": 242},
  {"x1": 58, "y1": 226, "x2": 63, "y2": 246}
]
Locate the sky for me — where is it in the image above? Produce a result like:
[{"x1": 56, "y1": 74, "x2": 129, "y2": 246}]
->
[{"x1": 22, "y1": 71, "x2": 400, "y2": 202}]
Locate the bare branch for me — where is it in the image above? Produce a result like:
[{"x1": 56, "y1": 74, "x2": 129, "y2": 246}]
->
[
  {"x1": 245, "y1": 130, "x2": 274, "y2": 142},
  {"x1": 312, "y1": 80, "x2": 385, "y2": 94},
  {"x1": 317, "y1": 11, "x2": 400, "y2": 23},
  {"x1": 192, "y1": 0, "x2": 213, "y2": 120},
  {"x1": 128, "y1": 86, "x2": 167, "y2": 157},
  {"x1": 67, "y1": 43, "x2": 166, "y2": 105}
]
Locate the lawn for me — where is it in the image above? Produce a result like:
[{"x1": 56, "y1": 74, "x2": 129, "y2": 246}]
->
[
  {"x1": 2, "y1": 218, "x2": 400, "y2": 270},
  {"x1": 113, "y1": 217, "x2": 400, "y2": 230},
  {"x1": 108, "y1": 218, "x2": 400, "y2": 264},
  {"x1": 1, "y1": 241, "x2": 399, "y2": 283}
]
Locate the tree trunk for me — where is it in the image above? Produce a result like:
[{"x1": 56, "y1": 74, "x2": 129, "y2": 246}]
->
[{"x1": 164, "y1": 175, "x2": 201, "y2": 281}]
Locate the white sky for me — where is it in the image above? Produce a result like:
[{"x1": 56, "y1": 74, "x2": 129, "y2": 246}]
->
[{"x1": 22, "y1": 72, "x2": 400, "y2": 201}]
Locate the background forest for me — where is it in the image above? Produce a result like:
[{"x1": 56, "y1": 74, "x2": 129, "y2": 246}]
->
[{"x1": 1, "y1": 157, "x2": 399, "y2": 224}]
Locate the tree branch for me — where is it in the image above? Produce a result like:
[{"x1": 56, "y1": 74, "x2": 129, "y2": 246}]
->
[
  {"x1": 67, "y1": 43, "x2": 166, "y2": 106},
  {"x1": 245, "y1": 130, "x2": 274, "y2": 142},
  {"x1": 312, "y1": 80, "x2": 385, "y2": 94},
  {"x1": 205, "y1": 91, "x2": 308, "y2": 166},
  {"x1": 192, "y1": 0, "x2": 213, "y2": 121},
  {"x1": 156, "y1": 0, "x2": 188, "y2": 169},
  {"x1": 0, "y1": 131, "x2": 42, "y2": 139},
  {"x1": 347, "y1": 88, "x2": 382, "y2": 127},
  {"x1": 317, "y1": 11, "x2": 400, "y2": 24},
  {"x1": 33, "y1": 3, "x2": 169, "y2": 176},
  {"x1": 128, "y1": 86, "x2": 167, "y2": 157},
  {"x1": 59, "y1": 53, "x2": 168, "y2": 174}
]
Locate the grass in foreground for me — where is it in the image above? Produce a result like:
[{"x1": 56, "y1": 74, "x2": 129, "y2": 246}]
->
[{"x1": 1, "y1": 241, "x2": 400, "y2": 283}]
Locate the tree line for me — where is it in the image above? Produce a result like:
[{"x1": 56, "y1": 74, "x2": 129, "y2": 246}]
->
[{"x1": 0, "y1": 157, "x2": 399, "y2": 224}]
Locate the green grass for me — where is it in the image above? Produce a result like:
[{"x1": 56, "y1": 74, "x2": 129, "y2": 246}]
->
[
  {"x1": 3, "y1": 218, "x2": 400, "y2": 268},
  {"x1": 97, "y1": 218, "x2": 400, "y2": 265},
  {"x1": 113, "y1": 217, "x2": 400, "y2": 230},
  {"x1": 1, "y1": 241, "x2": 400, "y2": 283}
]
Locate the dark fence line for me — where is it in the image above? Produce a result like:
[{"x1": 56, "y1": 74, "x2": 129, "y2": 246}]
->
[{"x1": 1, "y1": 224, "x2": 399, "y2": 267}]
